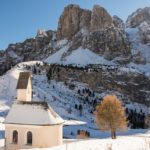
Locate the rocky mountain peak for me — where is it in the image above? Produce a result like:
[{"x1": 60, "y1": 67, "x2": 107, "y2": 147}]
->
[
  {"x1": 125, "y1": 7, "x2": 150, "y2": 64},
  {"x1": 57, "y1": 4, "x2": 130, "y2": 61},
  {"x1": 90, "y1": 5, "x2": 113, "y2": 31},
  {"x1": 57, "y1": 4, "x2": 82, "y2": 39},
  {"x1": 57, "y1": 4, "x2": 114, "y2": 39},
  {"x1": 126, "y1": 7, "x2": 150, "y2": 28}
]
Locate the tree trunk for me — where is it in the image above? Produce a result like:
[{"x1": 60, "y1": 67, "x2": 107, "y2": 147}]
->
[
  {"x1": 114, "y1": 130, "x2": 116, "y2": 139},
  {"x1": 111, "y1": 130, "x2": 114, "y2": 139},
  {"x1": 111, "y1": 129, "x2": 116, "y2": 139}
]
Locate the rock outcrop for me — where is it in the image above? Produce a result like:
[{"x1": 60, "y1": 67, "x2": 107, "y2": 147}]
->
[
  {"x1": 57, "y1": 4, "x2": 113, "y2": 39},
  {"x1": 36, "y1": 29, "x2": 48, "y2": 38},
  {"x1": 57, "y1": 4, "x2": 82, "y2": 39},
  {"x1": 90, "y1": 5, "x2": 112, "y2": 31},
  {"x1": 79, "y1": 9, "x2": 91, "y2": 30},
  {"x1": 139, "y1": 21, "x2": 150, "y2": 44},
  {"x1": 0, "y1": 30, "x2": 56, "y2": 75},
  {"x1": 88, "y1": 27, "x2": 130, "y2": 60},
  {"x1": 113, "y1": 15, "x2": 125, "y2": 30},
  {"x1": 57, "y1": 4, "x2": 131, "y2": 60},
  {"x1": 126, "y1": 7, "x2": 150, "y2": 28},
  {"x1": 126, "y1": 7, "x2": 150, "y2": 63}
]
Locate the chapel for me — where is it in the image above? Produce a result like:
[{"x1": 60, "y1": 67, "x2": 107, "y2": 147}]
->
[{"x1": 4, "y1": 72, "x2": 64, "y2": 150}]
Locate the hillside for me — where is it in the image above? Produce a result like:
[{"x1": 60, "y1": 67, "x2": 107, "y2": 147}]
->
[{"x1": 0, "y1": 61, "x2": 149, "y2": 149}]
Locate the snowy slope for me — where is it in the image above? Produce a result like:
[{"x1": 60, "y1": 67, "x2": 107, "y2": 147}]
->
[
  {"x1": 0, "y1": 66, "x2": 19, "y2": 105},
  {"x1": 45, "y1": 45, "x2": 150, "y2": 75},
  {"x1": 45, "y1": 45, "x2": 69, "y2": 64},
  {"x1": 125, "y1": 26, "x2": 150, "y2": 75},
  {"x1": 0, "y1": 61, "x2": 149, "y2": 150},
  {"x1": 45, "y1": 47, "x2": 114, "y2": 66},
  {"x1": 0, "y1": 61, "x2": 148, "y2": 117},
  {"x1": 126, "y1": 27, "x2": 150, "y2": 63},
  {"x1": 64, "y1": 48, "x2": 114, "y2": 66},
  {"x1": 0, "y1": 61, "x2": 40, "y2": 103}
]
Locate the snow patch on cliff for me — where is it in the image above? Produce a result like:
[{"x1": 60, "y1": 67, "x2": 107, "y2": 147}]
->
[{"x1": 45, "y1": 47, "x2": 114, "y2": 66}]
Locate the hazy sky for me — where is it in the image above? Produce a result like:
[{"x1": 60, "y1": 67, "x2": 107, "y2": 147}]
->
[{"x1": 0, "y1": 0, "x2": 150, "y2": 50}]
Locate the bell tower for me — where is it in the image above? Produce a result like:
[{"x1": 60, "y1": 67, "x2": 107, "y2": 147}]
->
[{"x1": 16, "y1": 72, "x2": 32, "y2": 102}]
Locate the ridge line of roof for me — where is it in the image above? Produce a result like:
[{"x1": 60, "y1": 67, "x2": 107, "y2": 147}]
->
[{"x1": 4, "y1": 122, "x2": 64, "y2": 126}]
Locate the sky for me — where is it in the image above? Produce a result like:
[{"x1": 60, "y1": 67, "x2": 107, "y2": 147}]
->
[{"x1": 0, "y1": 0, "x2": 150, "y2": 50}]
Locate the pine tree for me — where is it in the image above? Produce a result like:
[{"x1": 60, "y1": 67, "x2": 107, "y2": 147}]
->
[
  {"x1": 94, "y1": 95, "x2": 127, "y2": 139},
  {"x1": 79, "y1": 104, "x2": 83, "y2": 116}
]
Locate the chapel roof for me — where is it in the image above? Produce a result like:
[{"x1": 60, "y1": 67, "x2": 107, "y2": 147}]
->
[{"x1": 4, "y1": 101, "x2": 64, "y2": 126}]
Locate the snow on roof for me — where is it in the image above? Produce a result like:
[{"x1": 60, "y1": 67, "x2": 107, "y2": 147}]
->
[
  {"x1": 4, "y1": 101, "x2": 64, "y2": 126},
  {"x1": 16, "y1": 72, "x2": 31, "y2": 89}
]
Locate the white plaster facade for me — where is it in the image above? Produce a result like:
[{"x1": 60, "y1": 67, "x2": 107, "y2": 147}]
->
[{"x1": 5, "y1": 124, "x2": 63, "y2": 150}]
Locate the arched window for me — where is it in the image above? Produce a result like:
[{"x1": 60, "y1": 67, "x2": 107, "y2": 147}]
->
[
  {"x1": 27, "y1": 131, "x2": 32, "y2": 145},
  {"x1": 12, "y1": 130, "x2": 18, "y2": 144}
]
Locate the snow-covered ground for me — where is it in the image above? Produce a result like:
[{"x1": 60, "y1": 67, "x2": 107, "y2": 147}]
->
[
  {"x1": 0, "y1": 61, "x2": 150, "y2": 150},
  {"x1": 45, "y1": 47, "x2": 114, "y2": 67},
  {"x1": 0, "y1": 121, "x2": 149, "y2": 150},
  {"x1": 25, "y1": 135, "x2": 150, "y2": 150}
]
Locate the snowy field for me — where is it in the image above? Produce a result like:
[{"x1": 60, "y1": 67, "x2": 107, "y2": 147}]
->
[
  {"x1": 0, "y1": 120, "x2": 149, "y2": 150},
  {"x1": 30, "y1": 136, "x2": 150, "y2": 150}
]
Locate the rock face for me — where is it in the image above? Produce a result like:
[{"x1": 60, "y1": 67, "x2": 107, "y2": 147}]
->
[
  {"x1": 57, "y1": 5, "x2": 81, "y2": 39},
  {"x1": 113, "y1": 15, "x2": 125, "y2": 30},
  {"x1": 126, "y1": 7, "x2": 150, "y2": 44},
  {"x1": 90, "y1": 5, "x2": 112, "y2": 31},
  {"x1": 126, "y1": 7, "x2": 150, "y2": 28},
  {"x1": 126, "y1": 7, "x2": 150, "y2": 63},
  {"x1": 57, "y1": 4, "x2": 131, "y2": 60},
  {"x1": 88, "y1": 27, "x2": 130, "y2": 60},
  {"x1": 79, "y1": 9, "x2": 91, "y2": 30},
  {"x1": 139, "y1": 21, "x2": 150, "y2": 44},
  {"x1": 0, "y1": 30, "x2": 56, "y2": 75},
  {"x1": 57, "y1": 4, "x2": 113, "y2": 38}
]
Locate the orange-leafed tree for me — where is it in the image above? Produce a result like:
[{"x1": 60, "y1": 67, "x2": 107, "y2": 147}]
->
[{"x1": 95, "y1": 95, "x2": 127, "y2": 139}]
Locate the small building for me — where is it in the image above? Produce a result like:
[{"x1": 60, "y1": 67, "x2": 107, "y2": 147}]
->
[
  {"x1": 76, "y1": 130, "x2": 90, "y2": 139},
  {"x1": 4, "y1": 72, "x2": 64, "y2": 150}
]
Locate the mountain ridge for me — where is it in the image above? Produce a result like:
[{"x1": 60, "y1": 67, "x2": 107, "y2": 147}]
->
[{"x1": 0, "y1": 5, "x2": 150, "y2": 75}]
